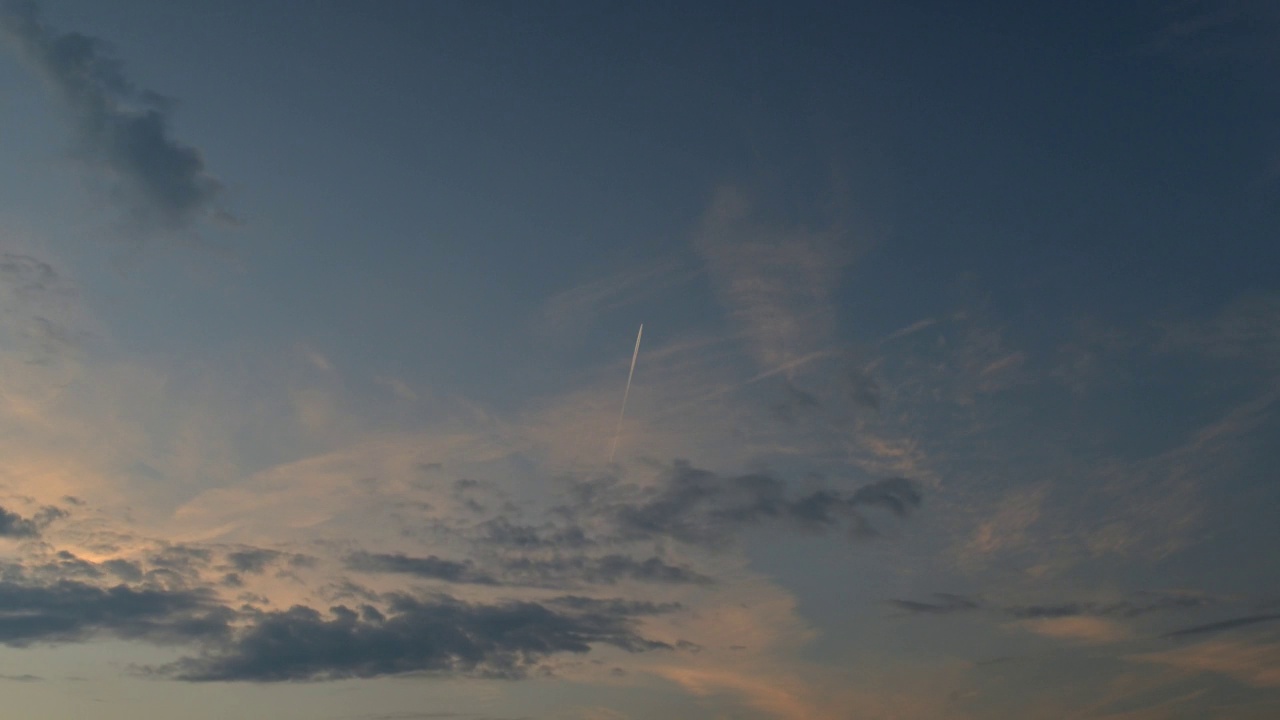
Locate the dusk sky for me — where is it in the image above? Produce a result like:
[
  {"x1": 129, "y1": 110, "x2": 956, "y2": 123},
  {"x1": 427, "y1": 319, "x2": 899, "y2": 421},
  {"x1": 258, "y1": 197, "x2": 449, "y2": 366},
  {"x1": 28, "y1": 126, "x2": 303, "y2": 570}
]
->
[{"x1": 2, "y1": 1, "x2": 1279, "y2": 718}]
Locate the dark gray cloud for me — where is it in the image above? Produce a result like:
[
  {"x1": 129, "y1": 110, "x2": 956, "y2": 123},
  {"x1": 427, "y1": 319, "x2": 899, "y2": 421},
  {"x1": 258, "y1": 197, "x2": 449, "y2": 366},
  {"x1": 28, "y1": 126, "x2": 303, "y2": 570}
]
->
[
  {"x1": 889, "y1": 593, "x2": 979, "y2": 615},
  {"x1": 0, "y1": 0, "x2": 223, "y2": 233},
  {"x1": 347, "y1": 551, "x2": 710, "y2": 588},
  {"x1": 1162, "y1": 613, "x2": 1280, "y2": 639},
  {"x1": 101, "y1": 558, "x2": 144, "y2": 582},
  {"x1": 345, "y1": 552, "x2": 498, "y2": 586},
  {"x1": 225, "y1": 549, "x2": 282, "y2": 575},
  {"x1": 1004, "y1": 593, "x2": 1208, "y2": 620},
  {"x1": 0, "y1": 558, "x2": 676, "y2": 684},
  {"x1": 475, "y1": 518, "x2": 592, "y2": 550},
  {"x1": 579, "y1": 461, "x2": 922, "y2": 547},
  {"x1": 0, "y1": 578, "x2": 231, "y2": 647},
  {"x1": 888, "y1": 590, "x2": 1214, "y2": 625},
  {"x1": 0, "y1": 505, "x2": 47, "y2": 538},
  {"x1": 542, "y1": 595, "x2": 682, "y2": 616},
  {"x1": 0, "y1": 547, "x2": 685, "y2": 685},
  {"x1": 498, "y1": 554, "x2": 712, "y2": 587},
  {"x1": 144, "y1": 544, "x2": 213, "y2": 585},
  {"x1": 848, "y1": 477, "x2": 923, "y2": 518},
  {"x1": 163, "y1": 593, "x2": 669, "y2": 682},
  {"x1": 29, "y1": 550, "x2": 102, "y2": 579},
  {"x1": 14, "y1": 550, "x2": 169, "y2": 587}
]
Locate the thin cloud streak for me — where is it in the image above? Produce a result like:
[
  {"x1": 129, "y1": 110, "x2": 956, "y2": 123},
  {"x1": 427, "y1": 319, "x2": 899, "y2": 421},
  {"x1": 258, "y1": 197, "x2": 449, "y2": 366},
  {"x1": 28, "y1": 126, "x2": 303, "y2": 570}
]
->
[{"x1": 1163, "y1": 613, "x2": 1280, "y2": 639}]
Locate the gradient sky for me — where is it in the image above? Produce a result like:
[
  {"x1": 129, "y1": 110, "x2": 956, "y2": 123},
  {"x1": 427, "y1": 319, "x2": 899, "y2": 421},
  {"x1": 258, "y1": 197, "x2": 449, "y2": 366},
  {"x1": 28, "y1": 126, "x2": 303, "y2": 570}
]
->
[{"x1": 2, "y1": 1, "x2": 1279, "y2": 718}]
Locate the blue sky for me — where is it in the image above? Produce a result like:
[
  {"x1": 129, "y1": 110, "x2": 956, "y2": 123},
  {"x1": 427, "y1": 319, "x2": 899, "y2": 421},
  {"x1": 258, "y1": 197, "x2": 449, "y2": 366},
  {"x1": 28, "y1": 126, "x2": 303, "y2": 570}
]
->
[{"x1": 1, "y1": 1, "x2": 1279, "y2": 718}]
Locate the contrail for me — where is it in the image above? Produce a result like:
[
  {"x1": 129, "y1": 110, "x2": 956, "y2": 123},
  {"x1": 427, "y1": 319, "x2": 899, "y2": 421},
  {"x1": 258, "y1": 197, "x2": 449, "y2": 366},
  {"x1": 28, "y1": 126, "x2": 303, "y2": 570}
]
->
[{"x1": 609, "y1": 323, "x2": 643, "y2": 463}]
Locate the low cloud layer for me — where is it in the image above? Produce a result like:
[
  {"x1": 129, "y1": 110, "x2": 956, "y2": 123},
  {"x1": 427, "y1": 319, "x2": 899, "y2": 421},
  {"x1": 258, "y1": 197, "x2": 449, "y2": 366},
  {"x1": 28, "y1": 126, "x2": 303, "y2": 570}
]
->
[
  {"x1": 164, "y1": 593, "x2": 671, "y2": 682},
  {"x1": 0, "y1": 578, "x2": 231, "y2": 647},
  {"x1": 0, "y1": 548, "x2": 681, "y2": 684}
]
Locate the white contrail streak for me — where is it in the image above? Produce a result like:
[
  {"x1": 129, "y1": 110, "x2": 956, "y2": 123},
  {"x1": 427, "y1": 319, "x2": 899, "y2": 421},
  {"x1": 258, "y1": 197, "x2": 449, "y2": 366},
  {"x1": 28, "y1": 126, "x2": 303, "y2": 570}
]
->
[{"x1": 609, "y1": 323, "x2": 643, "y2": 463}]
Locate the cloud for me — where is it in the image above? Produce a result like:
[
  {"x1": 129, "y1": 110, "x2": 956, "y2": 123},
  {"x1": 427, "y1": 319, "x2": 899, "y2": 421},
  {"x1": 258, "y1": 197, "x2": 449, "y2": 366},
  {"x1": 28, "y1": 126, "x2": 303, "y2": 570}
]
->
[
  {"x1": 535, "y1": 255, "x2": 697, "y2": 337},
  {"x1": 0, "y1": 249, "x2": 81, "y2": 370},
  {"x1": 0, "y1": 543, "x2": 684, "y2": 685},
  {"x1": 0, "y1": 578, "x2": 231, "y2": 647},
  {"x1": 1015, "y1": 616, "x2": 1131, "y2": 645},
  {"x1": 1162, "y1": 293, "x2": 1280, "y2": 375},
  {"x1": 888, "y1": 593, "x2": 978, "y2": 615},
  {"x1": 882, "y1": 318, "x2": 937, "y2": 343},
  {"x1": 846, "y1": 367, "x2": 880, "y2": 411},
  {"x1": 474, "y1": 517, "x2": 592, "y2": 550},
  {"x1": 496, "y1": 555, "x2": 712, "y2": 587},
  {"x1": 0, "y1": 504, "x2": 62, "y2": 538},
  {"x1": 0, "y1": 0, "x2": 223, "y2": 233},
  {"x1": 848, "y1": 477, "x2": 923, "y2": 518},
  {"x1": 346, "y1": 550, "x2": 711, "y2": 588},
  {"x1": 224, "y1": 549, "x2": 284, "y2": 575},
  {"x1": 163, "y1": 593, "x2": 670, "y2": 682},
  {"x1": 0, "y1": 506, "x2": 40, "y2": 538},
  {"x1": 1163, "y1": 613, "x2": 1280, "y2": 639},
  {"x1": 654, "y1": 665, "x2": 837, "y2": 720},
  {"x1": 100, "y1": 558, "x2": 144, "y2": 582},
  {"x1": 695, "y1": 186, "x2": 855, "y2": 372},
  {"x1": 769, "y1": 380, "x2": 822, "y2": 424},
  {"x1": 345, "y1": 552, "x2": 499, "y2": 586},
  {"x1": 541, "y1": 595, "x2": 682, "y2": 617},
  {"x1": 961, "y1": 484, "x2": 1047, "y2": 561},
  {"x1": 1005, "y1": 593, "x2": 1209, "y2": 620},
  {"x1": 888, "y1": 589, "x2": 1209, "y2": 625},
  {"x1": 576, "y1": 461, "x2": 922, "y2": 548},
  {"x1": 0, "y1": 252, "x2": 57, "y2": 294},
  {"x1": 1131, "y1": 639, "x2": 1280, "y2": 688}
]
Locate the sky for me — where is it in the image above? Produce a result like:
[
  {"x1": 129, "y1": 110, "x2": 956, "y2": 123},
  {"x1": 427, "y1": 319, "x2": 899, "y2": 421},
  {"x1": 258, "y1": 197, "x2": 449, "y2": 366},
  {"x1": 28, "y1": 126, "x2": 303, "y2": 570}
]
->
[{"x1": 1, "y1": 0, "x2": 1279, "y2": 718}]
